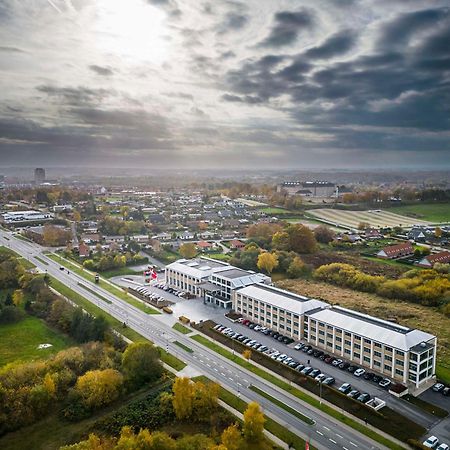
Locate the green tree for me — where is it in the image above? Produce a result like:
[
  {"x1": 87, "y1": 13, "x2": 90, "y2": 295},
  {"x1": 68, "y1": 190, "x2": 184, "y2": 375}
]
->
[
  {"x1": 121, "y1": 342, "x2": 163, "y2": 389},
  {"x1": 287, "y1": 256, "x2": 308, "y2": 278}
]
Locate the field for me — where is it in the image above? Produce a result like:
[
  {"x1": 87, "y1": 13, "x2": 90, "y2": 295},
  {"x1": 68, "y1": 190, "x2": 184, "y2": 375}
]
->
[
  {"x1": 386, "y1": 203, "x2": 450, "y2": 223},
  {"x1": 277, "y1": 278, "x2": 450, "y2": 383},
  {"x1": 0, "y1": 316, "x2": 72, "y2": 366},
  {"x1": 307, "y1": 208, "x2": 432, "y2": 229}
]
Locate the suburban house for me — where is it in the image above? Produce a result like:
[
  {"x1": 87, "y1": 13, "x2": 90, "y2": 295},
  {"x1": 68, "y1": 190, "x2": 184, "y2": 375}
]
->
[
  {"x1": 81, "y1": 232, "x2": 101, "y2": 244},
  {"x1": 196, "y1": 241, "x2": 213, "y2": 251},
  {"x1": 364, "y1": 228, "x2": 383, "y2": 240},
  {"x1": 178, "y1": 230, "x2": 195, "y2": 240},
  {"x1": 408, "y1": 228, "x2": 428, "y2": 242},
  {"x1": 78, "y1": 242, "x2": 90, "y2": 258},
  {"x1": 377, "y1": 242, "x2": 414, "y2": 259},
  {"x1": 103, "y1": 235, "x2": 126, "y2": 244},
  {"x1": 417, "y1": 251, "x2": 450, "y2": 268},
  {"x1": 230, "y1": 239, "x2": 245, "y2": 250}
]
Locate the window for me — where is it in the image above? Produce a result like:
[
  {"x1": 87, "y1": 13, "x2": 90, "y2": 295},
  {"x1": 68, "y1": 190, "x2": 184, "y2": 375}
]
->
[
  {"x1": 385, "y1": 355, "x2": 392, "y2": 362},
  {"x1": 354, "y1": 343, "x2": 361, "y2": 350},
  {"x1": 374, "y1": 351, "x2": 382, "y2": 358},
  {"x1": 374, "y1": 342, "x2": 381, "y2": 349},
  {"x1": 345, "y1": 340, "x2": 351, "y2": 346},
  {"x1": 363, "y1": 356, "x2": 371, "y2": 363},
  {"x1": 395, "y1": 359, "x2": 404, "y2": 366},
  {"x1": 364, "y1": 347, "x2": 370, "y2": 353},
  {"x1": 410, "y1": 353, "x2": 417, "y2": 361},
  {"x1": 336, "y1": 336, "x2": 342, "y2": 342},
  {"x1": 327, "y1": 333, "x2": 333, "y2": 339},
  {"x1": 327, "y1": 341, "x2": 333, "y2": 347},
  {"x1": 385, "y1": 346, "x2": 392, "y2": 352},
  {"x1": 335, "y1": 345, "x2": 342, "y2": 351},
  {"x1": 345, "y1": 332, "x2": 351, "y2": 337},
  {"x1": 395, "y1": 369, "x2": 404, "y2": 376},
  {"x1": 384, "y1": 364, "x2": 392, "y2": 371},
  {"x1": 319, "y1": 338, "x2": 325, "y2": 344},
  {"x1": 364, "y1": 338, "x2": 371, "y2": 344},
  {"x1": 319, "y1": 330, "x2": 325, "y2": 336},
  {"x1": 344, "y1": 349, "x2": 351, "y2": 354},
  {"x1": 397, "y1": 350, "x2": 404, "y2": 357},
  {"x1": 374, "y1": 360, "x2": 381, "y2": 367},
  {"x1": 354, "y1": 352, "x2": 360, "y2": 359}
]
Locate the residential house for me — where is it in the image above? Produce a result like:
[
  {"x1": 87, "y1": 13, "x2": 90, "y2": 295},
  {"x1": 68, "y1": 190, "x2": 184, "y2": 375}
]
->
[
  {"x1": 417, "y1": 251, "x2": 450, "y2": 268},
  {"x1": 230, "y1": 239, "x2": 245, "y2": 250},
  {"x1": 81, "y1": 232, "x2": 101, "y2": 244},
  {"x1": 196, "y1": 241, "x2": 213, "y2": 251},
  {"x1": 377, "y1": 242, "x2": 414, "y2": 259},
  {"x1": 78, "y1": 242, "x2": 90, "y2": 258}
]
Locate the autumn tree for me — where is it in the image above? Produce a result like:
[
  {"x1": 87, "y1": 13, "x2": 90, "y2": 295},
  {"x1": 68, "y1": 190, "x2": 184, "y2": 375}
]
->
[
  {"x1": 221, "y1": 424, "x2": 244, "y2": 450},
  {"x1": 257, "y1": 252, "x2": 278, "y2": 274},
  {"x1": 243, "y1": 402, "x2": 265, "y2": 445},
  {"x1": 314, "y1": 225, "x2": 335, "y2": 244},
  {"x1": 287, "y1": 256, "x2": 308, "y2": 278},
  {"x1": 242, "y1": 349, "x2": 252, "y2": 361},
  {"x1": 286, "y1": 224, "x2": 317, "y2": 254},
  {"x1": 75, "y1": 369, "x2": 123, "y2": 410},
  {"x1": 193, "y1": 380, "x2": 220, "y2": 422},
  {"x1": 179, "y1": 243, "x2": 197, "y2": 259},
  {"x1": 172, "y1": 377, "x2": 195, "y2": 420},
  {"x1": 435, "y1": 227, "x2": 443, "y2": 238},
  {"x1": 12, "y1": 289, "x2": 24, "y2": 307},
  {"x1": 121, "y1": 342, "x2": 163, "y2": 389},
  {"x1": 271, "y1": 231, "x2": 290, "y2": 251},
  {"x1": 357, "y1": 222, "x2": 370, "y2": 231}
]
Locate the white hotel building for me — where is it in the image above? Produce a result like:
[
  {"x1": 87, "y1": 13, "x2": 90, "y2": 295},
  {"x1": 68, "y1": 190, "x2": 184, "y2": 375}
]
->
[{"x1": 233, "y1": 283, "x2": 436, "y2": 392}]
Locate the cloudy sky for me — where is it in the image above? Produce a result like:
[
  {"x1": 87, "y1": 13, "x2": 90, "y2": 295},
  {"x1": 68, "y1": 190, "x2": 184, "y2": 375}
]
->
[{"x1": 0, "y1": 0, "x2": 449, "y2": 169}]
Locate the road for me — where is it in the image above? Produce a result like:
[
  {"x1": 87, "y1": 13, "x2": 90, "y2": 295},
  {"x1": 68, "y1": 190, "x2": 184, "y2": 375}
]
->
[{"x1": 0, "y1": 230, "x2": 400, "y2": 450}]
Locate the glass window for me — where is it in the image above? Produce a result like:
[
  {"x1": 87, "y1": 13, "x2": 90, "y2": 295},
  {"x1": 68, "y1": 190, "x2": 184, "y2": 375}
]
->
[
  {"x1": 385, "y1": 346, "x2": 392, "y2": 352},
  {"x1": 395, "y1": 359, "x2": 404, "y2": 366},
  {"x1": 384, "y1": 364, "x2": 392, "y2": 371},
  {"x1": 363, "y1": 356, "x2": 371, "y2": 363},
  {"x1": 374, "y1": 360, "x2": 381, "y2": 367},
  {"x1": 395, "y1": 369, "x2": 403, "y2": 376},
  {"x1": 335, "y1": 345, "x2": 342, "y2": 351},
  {"x1": 354, "y1": 352, "x2": 360, "y2": 358},
  {"x1": 319, "y1": 338, "x2": 325, "y2": 344}
]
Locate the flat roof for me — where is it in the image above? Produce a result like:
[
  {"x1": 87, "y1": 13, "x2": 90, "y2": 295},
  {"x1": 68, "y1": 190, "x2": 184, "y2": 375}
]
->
[
  {"x1": 236, "y1": 284, "x2": 328, "y2": 316},
  {"x1": 215, "y1": 268, "x2": 251, "y2": 279},
  {"x1": 308, "y1": 306, "x2": 435, "y2": 351}
]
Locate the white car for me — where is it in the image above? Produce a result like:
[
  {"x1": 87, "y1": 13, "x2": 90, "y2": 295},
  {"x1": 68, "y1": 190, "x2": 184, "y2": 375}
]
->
[
  {"x1": 437, "y1": 444, "x2": 449, "y2": 450},
  {"x1": 315, "y1": 373, "x2": 326, "y2": 382},
  {"x1": 254, "y1": 325, "x2": 262, "y2": 331},
  {"x1": 276, "y1": 354, "x2": 287, "y2": 361},
  {"x1": 354, "y1": 368, "x2": 366, "y2": 377},
  {"x1": 294, "y1": 343, "x2": 303, "y2": 350},
  {"x1": 423, "y1": 436, "x2": 439, "y2": 449}
]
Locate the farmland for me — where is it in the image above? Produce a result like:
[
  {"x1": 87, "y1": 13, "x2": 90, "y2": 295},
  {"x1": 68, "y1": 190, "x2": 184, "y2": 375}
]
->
[
  {"x1": 307, "y1": 208, "x2": 432, "y2": 230},
  {"x1": 386, "y1": 203, "x2": 450, "y2": 223}
]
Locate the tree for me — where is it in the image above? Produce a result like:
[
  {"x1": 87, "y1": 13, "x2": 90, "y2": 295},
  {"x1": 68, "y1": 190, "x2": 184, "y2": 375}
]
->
[
  {"x1": 287, "y1": 257, "x2": 308, "y2": 278},
  {"x1": 192, "y1": 381, "x2": 219, "y2": 422},
  {"x1": 75, "y1": 369, "x2": 123, "y2": 410},
  {"x1": 257, "y1": 252, "x2": 278, "y2": 274},
  {"x1": 314, "y1": 225, "x2": 335, "y2": 244},
  {"x1": 243, "y1": 402, "x2": 265, "y2": 444},
  {"x1": 72, "y1": 210, "x2": 81, "y2": 222},
  {"x1": 271, "y1": 231, "x2": 290, "y2": 251},
  {"x1": 357, "y1": 222, "x2": 370, "y2": 231},
  {"x1": 286, "y1": 224, "x2": 317, "y2": 254},
  {"x1": 12, "y1": 289, "x2": 24, "y2": 307},
  {"x1": 121, "y1": 342, "x2": 163, "y2": 389},
  {"x1": 179, "y1": 243, "x2": 197, "y2": 259},
  {"x1": 172, "y1": 377, "x2": 195, "y2": 420},
  {"x1": 242, "y1": 349, "x2": 252, "y2": 361},
  {"x1": 435, "y1": 227, "x2": 443, "y2": 238},
  {"x1": 221, "y1": 424, "x2": 244, "y2": 450}
]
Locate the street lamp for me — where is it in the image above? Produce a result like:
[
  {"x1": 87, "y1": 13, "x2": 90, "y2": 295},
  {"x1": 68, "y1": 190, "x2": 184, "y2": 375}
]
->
[{"x1": 318, "y1": 380, "x2": 322, "y2": 405}]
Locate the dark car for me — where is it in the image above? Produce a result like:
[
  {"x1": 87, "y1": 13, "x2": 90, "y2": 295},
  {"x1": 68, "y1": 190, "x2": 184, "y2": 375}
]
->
[
  {"x1": 347, "y1": 389, "x2": 361, "y2": 399},
  {"x1": 313, "y1": 350, "x2": 324, "y2": 358},
  {"x1": 372, "y1": 374, "x2": 382, "y2": 383},
  {"x1": 357, "y1": 393, "x2": 371, "y2": 403},
  {"x1": 442, "y1": 387, "x2": 450, "y2": 396},
  {"x1": 277, "y1": 335, "x2": 285, "y2": 342},
  {"x1": 302, "y1": 345, "x2": 312, "y2": 353},
  {"x1": 319, "y1": 353, "x2": 328, "y2": 361},
  {"x1": 347, "y1": 365, "x2": 358, "y2": 373},
  {"x1": 323, "y1": 377, "x2": 335, "y2": 386},
  {"x1": 309, "y1": 369, "x2": 321, "y2": 378},
  {"x1": 301, "y1": 366, "x2": 313, "y2": 375},
  {"x1": 307, "y1": 348, "x2": 314, "y2": 355},
  {"x1": 324, "y1": 356, "x2": 335, "y2": 364},
  {"x1": 249, "y1": 323, "x2": 256, "y2": 329},
  {"x1": 284, "y1": 337, "x2": 294, "y2": 344},
  {"x1": 59, "y1": 266, "x2": 65, "y2": 270},
  {"x1": 363, "y1": 372, "x2": 375, "y2": 381},
  {"x1": 295, "y1": 364, "x2": 305, "y2": 372},
  {"x1": 272, "y1": 332, "x2": 280, "y2": 339},
  {"x1": 339, "y1": 362, "x2": 350, "y2": 370}
]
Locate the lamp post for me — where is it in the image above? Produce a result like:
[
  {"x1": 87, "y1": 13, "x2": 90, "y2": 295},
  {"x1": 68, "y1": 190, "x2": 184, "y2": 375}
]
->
[{"x1": 319, "y1": 380, "x2": 322, "y2": 405}]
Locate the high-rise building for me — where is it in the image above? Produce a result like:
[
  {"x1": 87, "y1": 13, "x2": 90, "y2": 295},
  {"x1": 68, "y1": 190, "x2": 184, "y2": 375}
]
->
[{"x1": 34, "y1": 168, "x2": 46, "y2": 184}]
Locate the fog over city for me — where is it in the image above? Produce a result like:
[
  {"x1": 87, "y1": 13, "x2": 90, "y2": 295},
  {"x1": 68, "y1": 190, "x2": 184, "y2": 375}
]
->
[{"x1": 0, "y1": 0, "x2": 449, "y2": 169}]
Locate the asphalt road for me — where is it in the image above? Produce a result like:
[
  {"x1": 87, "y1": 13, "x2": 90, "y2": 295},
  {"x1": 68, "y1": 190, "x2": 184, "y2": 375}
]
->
[{"x1": 0, "y1": 230, "x2": 410, "y2": 450}]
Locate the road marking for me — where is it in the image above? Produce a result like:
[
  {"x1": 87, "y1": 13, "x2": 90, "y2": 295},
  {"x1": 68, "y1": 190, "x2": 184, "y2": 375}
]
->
[
  {"x1": 343, "y1": 447, "x2": 349, "y2": 450},
  {"x1": 228, "y1": 377, "x2": 233, "y2": 381},
  {"x1": 350, "y1": 442, "x2": 358, "y2": 447},
  {"x1": 329, "y1": 439, "x2": 337, "y2": 444},
  {"x1": 323, "y1": 426, "x2": 330, "y2": 431},
  {"x1": 335, "y1": 434, "x2": 343, "y2": 439},
  {"x1": 316, "y1": 431, "x2": 323, "y2": 436},
  {"x1": 206, "y1": 363, "x2": 211, "y2": 367}
]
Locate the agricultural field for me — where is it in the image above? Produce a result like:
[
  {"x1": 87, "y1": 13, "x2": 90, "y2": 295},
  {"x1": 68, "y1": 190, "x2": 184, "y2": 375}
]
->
[
  {"x1": 235, "y1": 197, "x2": 267, "y2": 207},
  {"x1": 386, "y1": 203, "x2": 450, "y2": 224},
  {"x1": 277, "y1": 278, "x2": 450, "y2": 383},
  {"x1": 0, "y1": 316, "x2": 72, "y2": 366},
  {"x1": 307, "y1": 208, "x2": 432, "y2": 230}
]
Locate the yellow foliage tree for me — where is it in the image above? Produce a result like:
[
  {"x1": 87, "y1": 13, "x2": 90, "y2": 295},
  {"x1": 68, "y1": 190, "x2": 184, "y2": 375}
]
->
[
  {"x1": 12, "y1": 289, "x2": 24, "y2": 307},
  {"x1": 179, "y1": 243, "x2": 197, "y2": 259},
  {"x1": 221, "y1": 423, "x2": 244, "y2": 450},
  {"x1": 243, "y1": 402, "x2": 265, "y2": 445},
  {"x1": 242, "y1": 349, "x2": 252, "y2": 361},
  {"x1": 172, "y1": 377, "x2": 195, "y2": 420},
  {"x1": 257, "y1": 252, "x2": 278, "y2": 274}
]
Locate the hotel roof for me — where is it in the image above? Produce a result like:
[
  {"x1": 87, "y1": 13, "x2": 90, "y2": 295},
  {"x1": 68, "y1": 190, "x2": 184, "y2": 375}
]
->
[{"x1": 307, "y1": 306, "x2": 435, "y2": 351}]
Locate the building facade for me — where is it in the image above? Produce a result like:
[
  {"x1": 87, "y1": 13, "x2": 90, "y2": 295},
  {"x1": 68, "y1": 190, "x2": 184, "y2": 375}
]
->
[{"x1": 232, "y1": 284, "x2": 436, "y2": 391}]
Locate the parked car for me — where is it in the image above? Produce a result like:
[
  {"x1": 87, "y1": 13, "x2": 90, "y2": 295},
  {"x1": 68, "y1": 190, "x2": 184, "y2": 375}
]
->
[
  {"x1": 372, "y1": 374, "x2": 382, "y2": 383},
  {"x1": 357, "y1": 393, "x2": 371, "y2": 403},
  {"x1": 347, "y1": 389, "x2": 361, "y2": 399},
  {"x1": 315, "y1": 373, "x2": 327, "y2": 383},
  {"x1": 313, "y1": 350, "x2": 324, "y2": 358},
  {"x1": 302, "y1": 345, "x2": 312, "y2": 353},
  {"x1": 363, "y1": 372, "x2": 375, "y2": 381},
  {"x1": 301, "y1": 366, "x2": 313, "y2": 375},
  {"x1": 323, "y1": 377, "x2": 335, "y2": 386},
  {"x1": 258, "y1": 345, "x2": 268, "y2": 352},
  {"x1": 347, "y1": 365, "x2": 358, "y2": 373},
  {"x1": 309, "y1": 369, "x2": 321, "y2": 378},
  {"x1": 379, "y1": 378, "x2": 391, "y2": 388},
  {"x1": 338, "y1": 383, "x2": 352, "y2": 394},
  {"x1": 442, "y1": 387, "x2": 450, "y2": 396},
  {"x1": 437, "y1": 444, "x2": 449, "y2": 450},
  {"x1": 433, "y1": 383, "x2": 445, "y2": 392},
  {"x1": 354, "y1": 368, "x2": 366, "y2": 377},
  {"x1": 324, "y1": 356, "x2": 335, "y2": 364},
  {"x1": 339, "y1": 362, "x2": 350, "y2": 370},
  {"x1": 249, "y1": 323, "x2": 256, "y2": 329},
  {"x1": 294, "y1": 343, "x2": 304, "y2": 350},
  {"x1": 332, "y1": 359, "x2": 343, "y2": 367},
  {"x1": 295, "y1": 364, "x2": 305, "y2": 372},
  {"x1": 307, "y1": 348, "x2": 314, "y2": 355},
  {"x1": 423, "y1": 436, "x2": 439, "y2": 449},
  {"x1": 282, "y1": 357, "x2": 293, "y2": 365},
  {"x1": 319, "y1": 353, "x2": 328, "y2": 361}
]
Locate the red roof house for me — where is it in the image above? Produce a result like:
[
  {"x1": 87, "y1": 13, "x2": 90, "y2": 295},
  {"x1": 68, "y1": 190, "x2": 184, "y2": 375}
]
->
[
  {"x1": 230, "y1": 239, "x2": 245, "y2": 249},
  {"x1": 376, "y1": 242, "x2": 413, "y2": 259},
  {"x1": 417, "y1": 251, "x2": 450, "y2": 268}
]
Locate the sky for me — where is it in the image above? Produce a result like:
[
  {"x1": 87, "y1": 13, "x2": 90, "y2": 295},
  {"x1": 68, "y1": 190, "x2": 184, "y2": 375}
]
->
[{"x1": 0, "y1": 0, "x2": 449, "y2": 169}]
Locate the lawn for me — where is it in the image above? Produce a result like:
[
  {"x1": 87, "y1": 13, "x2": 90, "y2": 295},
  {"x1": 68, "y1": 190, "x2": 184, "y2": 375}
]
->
[
  {"x1": 207, "y1": 253, "x2": 231, "y2": 262},
  {"x1": 99, "y1": 267, "x2": 141, "y2": 278},
  {"x1": 172, "y1": 322, "x2": 191, "y2": 334},
  {"x1": 0, "y1": 315, "x2": 72, "y2": 366},
  {"x1": 387, "y1": 203, "x2": 450, "y2": 223},
  {"x1": 157, "y1": 347, "x2": 186, "y2": 371},
  {"x1": 260, "y1": 207, "x2": 296, "y2": 215},
  {"x1": 278, "y1": 278, "x2": 450, "y2": 384},
  {"x1": 174, "y1": 341, "x2": 193, "y2": 353}
]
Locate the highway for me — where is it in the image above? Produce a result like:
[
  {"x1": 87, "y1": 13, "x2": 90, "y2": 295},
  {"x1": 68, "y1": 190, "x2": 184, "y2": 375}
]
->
[{"x1": 0, "y1": 230, "x2": 398, "y2": 450}]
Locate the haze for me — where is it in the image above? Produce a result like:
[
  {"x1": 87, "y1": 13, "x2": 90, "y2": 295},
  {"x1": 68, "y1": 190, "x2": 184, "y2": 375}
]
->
[{"x1": 0, "y1": 0, "x2": 449, "y2": 169}]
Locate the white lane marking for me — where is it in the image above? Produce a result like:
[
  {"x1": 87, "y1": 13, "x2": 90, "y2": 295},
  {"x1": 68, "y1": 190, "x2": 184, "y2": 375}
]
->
[
  {"x1": 206, "y1": 363, "x2": 211, "y2": 367},
  {"x1": 220, "y1": 372, "x2": 226, "y2": 376},
  {"x1": 228, "y1": 377, "x2": 233, "y2": 381},
  {"x1": 343, "y1": 447, "x2": 349, "y2": 450},
  {"x1": 323, "y1": 426, "x2": 330, "y2": 431},
  {"x1": 336, "y1": 434, "x2": 343, "y2": 439},
  {"x1": 329, "y1": 439, "x2": 337, "y2": 444},
  {"x1": 214, "y1": 368, "x2": 218, "y2": 372},
  {"x1": 316, "y1": 431, "x2": 323, "y2": 436},
  {"x1": 350, "y1": 442, "x2": 358, "y2": 447}
]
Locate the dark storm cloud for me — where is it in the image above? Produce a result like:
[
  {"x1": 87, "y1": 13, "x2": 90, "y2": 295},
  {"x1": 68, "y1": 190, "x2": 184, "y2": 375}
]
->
[
  {"x1": 221, "y1": 93, "x2": 263, "y2": 104},
  {"x1": 89, "y1": 65, "x2": 114, "y2": 76},
  {"x1": 377, "y1": 7, "x2": 449, "y2": 50},
  {"x1": 258, "y1": 9, "x2": 315, "y2": 47},
  {"x1": 304, "y1": 30, "x2": 358, "y2": 59}
]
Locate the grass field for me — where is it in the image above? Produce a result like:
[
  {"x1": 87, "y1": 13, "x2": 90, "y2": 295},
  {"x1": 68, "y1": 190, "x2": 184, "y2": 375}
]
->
[
  {"x1": 386, "y1": 203, "x2": 450, "y2": 223},
  {"x1": 278, "y1": 278, "x2": 450, "y2": 384},
  {"x1": 172, "y1": 322, "x2": 191, "y2": 334},
  {"x1": 207, "y1": 252, "x2": 231, "y2": 261},
  {"x1": 0, "y1": 316, "x2": 72, "y2": 366},
  {"x1": 308, "y1": 208, "x2": 432, "y2": 229},
  {"x1": 260, "y1": 207, "x2": 296, "y2": 215},
  {"x1": 99, "y1": 267, "x2": 140, "y2": 278}
]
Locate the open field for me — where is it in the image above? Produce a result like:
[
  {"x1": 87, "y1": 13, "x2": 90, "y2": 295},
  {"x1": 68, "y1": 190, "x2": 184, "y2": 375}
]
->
[
  {"x1": 307, "y1": 208, "x2": 432, "y2": 229},
  {"x1": 0, "y1": 316, "x2": 72, "y2": 366},
  {"x1": 386, "y1": 203, "x2": 450, "y2": 223},
  {"x1": 278, "y1": 278, "x2": 450, "y2": 383},
  {"x1": 236, "y1": 198, "x2": 267, "y2": 207}
]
